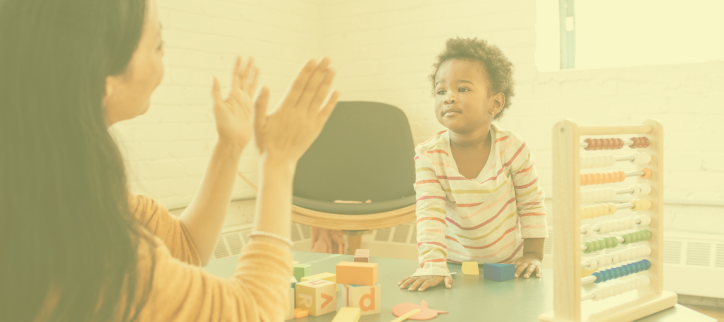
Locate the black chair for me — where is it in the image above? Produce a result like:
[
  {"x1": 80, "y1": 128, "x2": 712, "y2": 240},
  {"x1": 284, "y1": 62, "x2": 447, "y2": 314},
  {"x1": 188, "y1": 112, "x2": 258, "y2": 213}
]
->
[{"x1": 292, "y1": 101, "x2": 417, "y2": 252}]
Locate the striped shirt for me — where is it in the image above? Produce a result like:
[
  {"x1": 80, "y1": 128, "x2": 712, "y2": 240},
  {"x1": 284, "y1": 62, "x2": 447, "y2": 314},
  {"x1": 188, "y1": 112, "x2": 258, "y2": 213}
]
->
[{"x1": 413, "y1": 124, "x2": 548, "y2": 276}]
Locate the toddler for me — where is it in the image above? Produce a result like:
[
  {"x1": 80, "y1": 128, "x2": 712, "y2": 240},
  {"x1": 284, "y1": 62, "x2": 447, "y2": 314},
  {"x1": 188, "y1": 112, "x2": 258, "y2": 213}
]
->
[{"x1": 399, "y1": 38, "x2": 548, "y2": 292}]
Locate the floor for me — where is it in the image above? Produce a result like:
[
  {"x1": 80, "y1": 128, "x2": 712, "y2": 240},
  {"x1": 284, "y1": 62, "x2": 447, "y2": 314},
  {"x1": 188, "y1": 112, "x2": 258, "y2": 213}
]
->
[{"x1": 683, "y1": 305, "x2": 724, "y2": 321}]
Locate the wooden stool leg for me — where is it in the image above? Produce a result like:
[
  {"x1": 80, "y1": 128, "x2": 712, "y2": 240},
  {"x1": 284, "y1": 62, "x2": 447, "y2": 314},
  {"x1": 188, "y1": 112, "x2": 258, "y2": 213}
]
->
[{"x1": 347, "y1": 235, "x2": 362, "y2": 255}]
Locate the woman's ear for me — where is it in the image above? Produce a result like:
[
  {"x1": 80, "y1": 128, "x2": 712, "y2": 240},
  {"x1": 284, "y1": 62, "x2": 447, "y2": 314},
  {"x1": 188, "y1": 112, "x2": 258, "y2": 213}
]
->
[{"x1": 103, "y1": 75, "x2": 117, "y2": 107}]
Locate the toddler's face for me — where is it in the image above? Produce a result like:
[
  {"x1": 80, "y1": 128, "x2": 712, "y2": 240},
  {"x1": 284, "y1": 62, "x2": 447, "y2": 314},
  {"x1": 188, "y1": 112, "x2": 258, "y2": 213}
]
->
[{"x1": 433, "y1": 59, "x2": 493, "y2": 134}]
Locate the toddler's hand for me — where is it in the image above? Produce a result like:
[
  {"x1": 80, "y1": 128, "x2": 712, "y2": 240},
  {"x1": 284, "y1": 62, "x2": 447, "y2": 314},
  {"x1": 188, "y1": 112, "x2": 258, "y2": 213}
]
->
[
  {"x1": 398, "y1": 275, "x2": 452, "y2": 292},
  {"x1": 514, "y1": 254, "x2": 542, "y2": 278}
]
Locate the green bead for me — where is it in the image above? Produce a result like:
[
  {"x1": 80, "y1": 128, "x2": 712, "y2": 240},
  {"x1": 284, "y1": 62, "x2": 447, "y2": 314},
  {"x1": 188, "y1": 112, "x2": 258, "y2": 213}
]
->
[
  {"x1": 644, "y1": 230, "x2": 652, "y2": 240},
  {"x1": 611, "y1": 236, "x2": 619, "y2": 247},
  {"x1": 621, "y1": 233, "x2": 629, "y2": 245},
  {"x1": 597, "y1": 239, "x2": 605, "y2": 251},
  {"x1": 584, "y1": 241, "x2": 594, "y2": 253}
]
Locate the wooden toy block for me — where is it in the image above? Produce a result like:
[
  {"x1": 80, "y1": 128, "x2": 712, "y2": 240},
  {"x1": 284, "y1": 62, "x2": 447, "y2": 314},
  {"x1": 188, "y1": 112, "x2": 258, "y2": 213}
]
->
[
  {"x1": 301, "y1": 272, "x2": 336, "y2": 284},
  {"x1": 286, "y1": 288, "x2": 295, "y2": 320},
  {"x1": 296, "y1": 279, "x2": 337, "y2": 316},
  {"x1": 354, "y1": 249, "x2": 369, "y2": 262},
  {"x1": 336, "y1": 262, "x2": 378, "y2": 286},
  {"x1": 293, "y1": 308, "x2": 308, "y2": 318},
  {"x1": 483, "y1": 263, "x2": 515, "y2": 281},
  {"x1": 461, "y1": 261, "x2": 479, "y2": 275},
  {"x1": 294, "y1": 263, "x2": 311, "y2": 282},
  {"x1": 332, "y1": 307, "x2": 361, "y2": 322},
  {"x1": 582, "y1": 266, "x2": 597, "y2": 277},
  {"x1": 290, "y1": 276, "x2": 298, "y2": 288},
  {"x1": 343, "y1": 284, "x2": 381, "y2": 315}
]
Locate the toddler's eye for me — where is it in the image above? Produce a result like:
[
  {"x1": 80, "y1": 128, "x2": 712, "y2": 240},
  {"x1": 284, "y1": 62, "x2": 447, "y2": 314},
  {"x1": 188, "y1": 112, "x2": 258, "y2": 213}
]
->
[
  {"x1": 436, "y1": 89, "x2": 446, "y2": 95},
  {"x1": 458, "y1": 87, "x2": 470, "y2": 92}
]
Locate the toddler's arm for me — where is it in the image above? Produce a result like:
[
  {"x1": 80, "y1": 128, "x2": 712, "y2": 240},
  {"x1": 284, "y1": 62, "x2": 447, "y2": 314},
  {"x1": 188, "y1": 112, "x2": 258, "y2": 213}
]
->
[
  {"x1": 412, "y1": 152, "x2": 450, "y2": 277},
  {"x1": 509, "y1": 139, "x2": 548, "y2": 240}
]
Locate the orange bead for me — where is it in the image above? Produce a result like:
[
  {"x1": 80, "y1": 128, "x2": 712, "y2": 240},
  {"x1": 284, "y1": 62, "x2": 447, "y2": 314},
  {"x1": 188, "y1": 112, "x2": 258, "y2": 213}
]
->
[
  {"x1": 642, "y1": 168, "x2": 652, "y2": 179},
  {"x1": 641, "y1": 137, "x2": 650, "y2": 148}
]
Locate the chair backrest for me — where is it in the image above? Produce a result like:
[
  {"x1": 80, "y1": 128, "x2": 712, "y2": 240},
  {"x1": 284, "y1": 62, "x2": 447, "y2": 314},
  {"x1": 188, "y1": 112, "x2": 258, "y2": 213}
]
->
[{"x1": 293, "y1": 101, "x2": 416, "y2": 202}]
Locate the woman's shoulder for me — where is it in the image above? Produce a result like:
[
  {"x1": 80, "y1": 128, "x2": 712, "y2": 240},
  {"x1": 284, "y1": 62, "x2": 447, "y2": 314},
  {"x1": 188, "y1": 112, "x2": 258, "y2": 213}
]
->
[{"x1": 414, "y1": 130, "x2": 448, "y2": 155}]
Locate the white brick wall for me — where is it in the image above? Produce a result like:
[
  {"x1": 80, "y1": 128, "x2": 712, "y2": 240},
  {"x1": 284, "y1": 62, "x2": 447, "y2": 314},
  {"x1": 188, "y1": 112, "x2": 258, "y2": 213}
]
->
[
  {"x1": 112, "y1": 0, "x2": 323, "y2": 208},
  {"x1": 113, "y1": 0, "x2": 723, "y2": 223}
]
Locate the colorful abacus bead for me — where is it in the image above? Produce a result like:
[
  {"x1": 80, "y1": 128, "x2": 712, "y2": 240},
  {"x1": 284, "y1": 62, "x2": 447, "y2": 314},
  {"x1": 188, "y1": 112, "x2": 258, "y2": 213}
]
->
[
  {"x1": 581, "y1": 155, "x2": 616, "y2": 169},
  {"x1": 583, "y1": 236, "x2": 618, "y2": 253},
  {"x1": 630, "y1": 137, "x2": 651, "y2": 149},
  {"x1": 631, "y1": 199, "x2": 652, "y2": 211},
  {"x1": 632, "y1": 152, "x2": 652, "y2": 164},
  {"x1": 584, "y1": 138, "x2": 625, "y2": 151},
  {"x1": 581, "y1": 203, "x2": 616, "y2": 219},
  {"x1": 581, "y1": 171, "x2": 626, "y2": 186},
  {"x1": 621, "y1": 230, "x2": 651, "y2": 245},
  {"x1": 642, "y1": 168, "x2": 652, "y2": 179},
  {"x1": 592, "y1": 260, "x2": 651, "y2": 283}
]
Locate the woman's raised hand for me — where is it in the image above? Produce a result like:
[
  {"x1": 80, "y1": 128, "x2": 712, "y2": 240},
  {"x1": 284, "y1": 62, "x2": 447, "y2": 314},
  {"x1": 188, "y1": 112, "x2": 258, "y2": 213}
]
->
[
  {"x1": 252, "y1": 58, "x2": 339, "y2": 163},
  {"x1": 212, "y1": 55, "x2": 259, "y2": 151}
]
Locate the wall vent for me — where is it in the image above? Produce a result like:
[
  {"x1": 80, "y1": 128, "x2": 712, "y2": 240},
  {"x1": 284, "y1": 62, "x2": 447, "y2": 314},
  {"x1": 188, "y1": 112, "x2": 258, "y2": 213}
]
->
[
  {"x1": 210, "y1": 222, "x2": 312, "y2": 260},
  {"x1": 374, "y1": 227, "x2": 392, "y2": 242},
  {"x1": 716, "y1": 244, "x2": 724, "y2": 268},
  {"x1": 686, "y1": 242, "x2": 711, "y2": 267}
]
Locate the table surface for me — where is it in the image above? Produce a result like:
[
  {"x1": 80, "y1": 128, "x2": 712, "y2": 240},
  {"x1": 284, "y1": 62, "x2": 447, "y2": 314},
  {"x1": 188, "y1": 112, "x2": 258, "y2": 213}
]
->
[{"x1": 204, "y1": 252, "x2": 716, "y2": 322}]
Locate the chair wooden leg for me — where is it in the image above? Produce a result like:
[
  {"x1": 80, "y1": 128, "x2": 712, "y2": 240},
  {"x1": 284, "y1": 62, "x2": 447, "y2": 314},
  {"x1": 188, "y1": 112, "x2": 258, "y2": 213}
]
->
[{"x1": 347, "y1": 235, "x2": 362, "y2": 255}]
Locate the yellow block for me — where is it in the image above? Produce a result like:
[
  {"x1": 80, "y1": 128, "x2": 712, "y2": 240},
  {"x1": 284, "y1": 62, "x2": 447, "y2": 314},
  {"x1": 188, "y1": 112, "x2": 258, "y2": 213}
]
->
[
  {"x1": 462, "y1": 262, "x2": 480, "y2": 275},
  {"x1": 301, "y1": 272, "x2": 337, "y2": 284},
  {"x1": 332, "y1": 307, "x2": 361, "y2": 322},
  {"x1": 582, "y1": 266, "x2": 597, "y2": 277},
  {"x1": 296, "y1": 279, "x2": 337, "y2": 316}
]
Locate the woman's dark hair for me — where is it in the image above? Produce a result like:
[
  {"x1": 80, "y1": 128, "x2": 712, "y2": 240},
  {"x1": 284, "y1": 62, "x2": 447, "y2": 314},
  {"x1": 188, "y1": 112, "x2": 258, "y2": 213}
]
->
[
  {"x1": 429, "y1": 37, "x2": 515, "y2": 120},
  {"x1": 0, "y1": 0, "x2": 155, "y2": 321}
]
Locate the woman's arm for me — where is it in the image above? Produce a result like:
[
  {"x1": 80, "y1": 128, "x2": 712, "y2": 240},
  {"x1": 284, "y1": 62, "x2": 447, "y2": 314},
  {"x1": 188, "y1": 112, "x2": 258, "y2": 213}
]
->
[
  {"x1": 180, "y1": 143, "x2": 244, "y2": 266},
  {"x1": 180, "y1": 56, "x2": 258, "y2": 266},
  {"x1": 139, "y1": 58, "x2": 339, "y2": 321}
]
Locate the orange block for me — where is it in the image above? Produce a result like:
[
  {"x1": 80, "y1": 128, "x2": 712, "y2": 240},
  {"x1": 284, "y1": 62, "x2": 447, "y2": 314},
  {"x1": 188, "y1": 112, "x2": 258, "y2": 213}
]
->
[
  {"x1": 336, "y1": 262, "x2": 378, "y2": 286},
  {"x1": 294, "y1": 308, "x2": 309, "y2": 318}
]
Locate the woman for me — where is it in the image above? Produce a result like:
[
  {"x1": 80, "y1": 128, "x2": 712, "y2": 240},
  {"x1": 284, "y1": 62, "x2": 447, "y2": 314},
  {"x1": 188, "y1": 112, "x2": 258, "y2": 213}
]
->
[{"x1": 0, "y1": 0, "x2": 339, "y2": 320}]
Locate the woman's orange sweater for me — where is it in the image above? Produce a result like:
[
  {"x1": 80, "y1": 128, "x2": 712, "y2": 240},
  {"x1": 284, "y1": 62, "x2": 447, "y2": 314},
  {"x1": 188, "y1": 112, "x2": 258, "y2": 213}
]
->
[{"x1": 129, "y1": 194, "x2": 292, "y2": 321}]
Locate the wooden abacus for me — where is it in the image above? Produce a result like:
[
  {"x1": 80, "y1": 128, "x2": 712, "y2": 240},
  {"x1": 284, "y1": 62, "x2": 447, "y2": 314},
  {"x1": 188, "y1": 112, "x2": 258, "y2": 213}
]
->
[{"x1": 539, "y1": 120, "x2": 677, "y2": 322}]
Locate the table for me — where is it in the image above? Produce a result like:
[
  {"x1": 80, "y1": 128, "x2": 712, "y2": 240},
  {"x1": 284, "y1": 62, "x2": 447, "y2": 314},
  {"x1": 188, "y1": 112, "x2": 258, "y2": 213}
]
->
[{"x1": 204, "y1": 252, "x2": 715, "y2": 322}]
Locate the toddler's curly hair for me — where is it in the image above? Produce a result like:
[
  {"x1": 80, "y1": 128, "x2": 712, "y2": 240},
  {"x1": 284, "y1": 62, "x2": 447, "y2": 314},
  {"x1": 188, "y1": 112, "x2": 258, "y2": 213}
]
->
[{"x1": 429, "y1": 37, "x2": 515, "y2": 120}]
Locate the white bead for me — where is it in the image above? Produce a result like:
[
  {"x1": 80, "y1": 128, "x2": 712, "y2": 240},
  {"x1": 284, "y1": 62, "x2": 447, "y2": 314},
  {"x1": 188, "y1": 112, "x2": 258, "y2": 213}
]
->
[
  {"x1": 581, "y1": 224, "x2": 592, "y2": 236},
  {"x1": 634, "y1": 152, "x2": 652, "y2": 164},
  {"x1": 588, "y1": 258, "x2": 599, "y2": 269},
  {"x1": 601, "y1": 254, "x2": 612, "y2": 266},
  {"x1": 640, "y1": 184, "x2": 651, "y2": 195},
  {"x1": 636, "y1": 214, "x2": 652, "y2": 226}
]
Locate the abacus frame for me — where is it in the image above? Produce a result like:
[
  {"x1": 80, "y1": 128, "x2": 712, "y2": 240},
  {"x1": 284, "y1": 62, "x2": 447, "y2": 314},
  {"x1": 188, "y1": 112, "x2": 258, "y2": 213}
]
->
[{"x1": 539, "y1": 119, "x2": 677, "y2": 322}]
